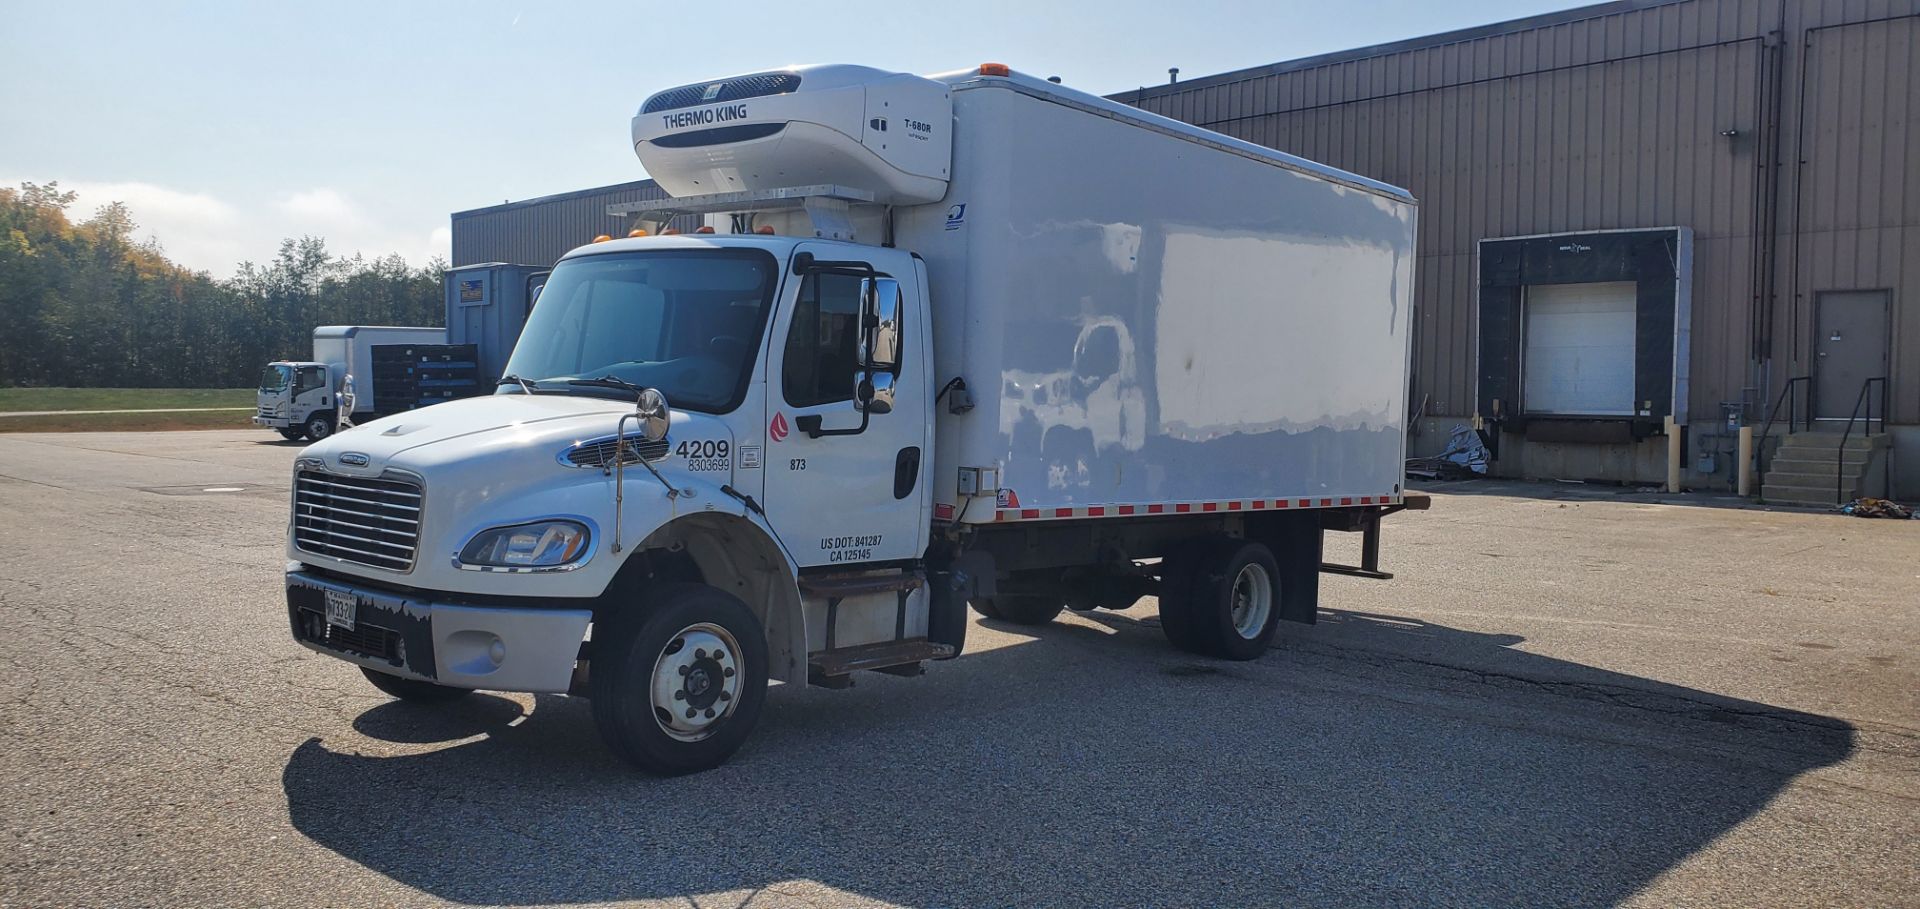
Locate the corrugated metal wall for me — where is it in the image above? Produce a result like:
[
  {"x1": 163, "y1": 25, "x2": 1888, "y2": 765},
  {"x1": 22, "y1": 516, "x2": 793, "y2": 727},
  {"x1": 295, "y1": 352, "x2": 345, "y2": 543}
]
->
[
  {"x1": 450, "y1": 180, "x2": 697, "y2": 269},
  {"x1": 1119, "y1": 0, "x2": 1919, "y2": 427}
]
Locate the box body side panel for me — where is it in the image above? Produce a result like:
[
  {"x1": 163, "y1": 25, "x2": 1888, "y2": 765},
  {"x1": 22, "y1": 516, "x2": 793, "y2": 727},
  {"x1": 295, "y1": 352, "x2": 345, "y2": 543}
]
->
[{"x1": 901, "y1": 86, "x2": 1416, "y2": 518}]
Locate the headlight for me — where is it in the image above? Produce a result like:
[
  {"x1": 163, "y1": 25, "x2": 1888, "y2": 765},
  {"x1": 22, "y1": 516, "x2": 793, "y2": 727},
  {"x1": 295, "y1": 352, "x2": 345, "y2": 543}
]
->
[{"x1": 456, "y1": 520, "x2": 591, "y2": 571}]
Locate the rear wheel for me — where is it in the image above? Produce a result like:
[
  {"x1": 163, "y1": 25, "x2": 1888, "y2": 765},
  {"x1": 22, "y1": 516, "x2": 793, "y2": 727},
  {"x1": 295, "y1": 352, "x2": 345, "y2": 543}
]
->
[
  {"x1": 359, "y1": 666, "x2": 472, "y2": 702},
  {"x1": 591, "y1": 583, "x2": 768, "y2": 775},
  {"x1": 1161, "y1": 539, "x2": 1282, "y2": 660},
  {"x1": 972, "y1": 595, "x2": 1064, "y2": 626}
]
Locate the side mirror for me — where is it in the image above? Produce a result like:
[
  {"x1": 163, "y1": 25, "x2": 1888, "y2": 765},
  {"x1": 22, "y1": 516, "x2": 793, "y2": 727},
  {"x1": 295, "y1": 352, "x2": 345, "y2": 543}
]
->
[
  {"x1": 855, "y1": 277, "x2": 902, "y2": 413},
  {"x1": 861, "y1": 277, "x2": 902, "y2": 373}
]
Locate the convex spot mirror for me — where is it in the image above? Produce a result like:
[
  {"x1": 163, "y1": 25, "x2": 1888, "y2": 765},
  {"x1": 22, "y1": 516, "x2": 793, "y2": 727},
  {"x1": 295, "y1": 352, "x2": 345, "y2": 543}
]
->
[{"x1": 633, "y1": 387, "x2": 670, "y2": 442}]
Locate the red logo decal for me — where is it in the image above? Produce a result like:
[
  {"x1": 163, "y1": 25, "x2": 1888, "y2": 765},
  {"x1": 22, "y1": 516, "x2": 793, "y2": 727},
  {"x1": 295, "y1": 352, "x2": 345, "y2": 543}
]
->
[{"x1": 769, "y1": 412, "x2": 789, "y2": 442}]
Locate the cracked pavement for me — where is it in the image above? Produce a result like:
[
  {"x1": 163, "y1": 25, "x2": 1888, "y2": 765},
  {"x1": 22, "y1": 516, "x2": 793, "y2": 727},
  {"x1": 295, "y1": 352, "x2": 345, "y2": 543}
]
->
[{"x1": 1, "y1": 430, "x2": 1916, "y2": 908}]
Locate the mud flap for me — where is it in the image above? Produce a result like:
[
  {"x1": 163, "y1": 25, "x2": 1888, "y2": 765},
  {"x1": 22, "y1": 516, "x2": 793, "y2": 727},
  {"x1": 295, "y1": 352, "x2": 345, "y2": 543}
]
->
[{"x1": 1269, "y1": 513, "x2": 1323, "y2": 624}]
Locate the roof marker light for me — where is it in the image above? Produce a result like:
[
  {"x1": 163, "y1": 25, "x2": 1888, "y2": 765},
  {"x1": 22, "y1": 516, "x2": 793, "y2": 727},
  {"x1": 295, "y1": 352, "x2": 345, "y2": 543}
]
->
[
  {"x1": 979, "y1": 63, "x2": 1011, "y2": 77},
  {"x1": 755, "y1": 225, "x2": 776, "y2": 235},
  {"x1": 694, "y1": 226, "x2": 715, "y2": 234},
  {"x1": 628, "y1": 228, "x2": 649, "y2": 238},
  {"x1": 661, "y1": 228, "x2": 682, "y2": 236},
  {"x1": 591, "y1": 234, "x2": 612, "y2": 243}
]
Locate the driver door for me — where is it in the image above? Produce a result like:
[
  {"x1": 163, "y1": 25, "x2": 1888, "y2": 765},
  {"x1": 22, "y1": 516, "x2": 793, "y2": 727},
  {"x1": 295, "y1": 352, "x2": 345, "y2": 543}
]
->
[{"x1": 759, "y1": 243, "x2": 929, "y2": 570}]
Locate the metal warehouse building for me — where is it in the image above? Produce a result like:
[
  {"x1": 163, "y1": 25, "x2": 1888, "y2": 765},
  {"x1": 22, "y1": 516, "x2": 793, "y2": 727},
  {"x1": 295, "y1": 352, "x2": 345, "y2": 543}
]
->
[
  {"x1": 1116, "y1": 0, "x2": 1918, "y2": 501},
  {"x1": 451, "y1": 180, "x2": 694, "y2": 270},
  {"x1": 451, "y1": 0, "x2": 1917, "y2": 501}
]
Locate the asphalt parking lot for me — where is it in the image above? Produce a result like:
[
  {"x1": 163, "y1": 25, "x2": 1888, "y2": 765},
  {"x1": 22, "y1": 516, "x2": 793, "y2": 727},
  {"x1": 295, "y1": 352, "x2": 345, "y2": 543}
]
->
[{"x1": 1, "y1": 429, "x2": 1915, "y2": 908}]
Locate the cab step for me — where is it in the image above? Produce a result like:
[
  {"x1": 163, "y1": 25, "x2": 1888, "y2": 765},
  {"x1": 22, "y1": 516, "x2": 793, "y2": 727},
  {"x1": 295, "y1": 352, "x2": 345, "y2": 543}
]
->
[{"x1": 807, "y1": 636, "x2": 953, "y2": 685}]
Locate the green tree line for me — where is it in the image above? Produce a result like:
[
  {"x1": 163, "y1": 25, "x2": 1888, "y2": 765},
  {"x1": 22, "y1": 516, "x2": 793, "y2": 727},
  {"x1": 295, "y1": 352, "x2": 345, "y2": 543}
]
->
[{"x1": 0, "y1": 181, "x2": 444, "y2": 388}]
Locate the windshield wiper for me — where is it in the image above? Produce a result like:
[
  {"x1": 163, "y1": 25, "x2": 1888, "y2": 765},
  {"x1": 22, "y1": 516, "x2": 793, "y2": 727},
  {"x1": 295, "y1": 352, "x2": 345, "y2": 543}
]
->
[
  {"x1": 567, "y1": 375, "x2": 648, "y2": 396},
  {"x1": 496, "y1": 374, "x2": 540, "y2": 394}
]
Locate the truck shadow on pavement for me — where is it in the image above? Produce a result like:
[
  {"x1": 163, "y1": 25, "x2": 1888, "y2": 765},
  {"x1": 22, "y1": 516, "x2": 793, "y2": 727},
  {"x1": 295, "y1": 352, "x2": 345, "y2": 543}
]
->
[{"x1": 282, "y1": 610, "x2": 1854, "y2": 907}]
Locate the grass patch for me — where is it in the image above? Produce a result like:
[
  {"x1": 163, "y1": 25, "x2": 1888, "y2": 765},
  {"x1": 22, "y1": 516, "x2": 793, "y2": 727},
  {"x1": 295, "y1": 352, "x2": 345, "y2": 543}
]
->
[
  {"x1": 0, "y1": 387, "x2": 255, "y2": 412},
  {"x1": 0, "y1": 410, "x2": 257, "y2": 433}
]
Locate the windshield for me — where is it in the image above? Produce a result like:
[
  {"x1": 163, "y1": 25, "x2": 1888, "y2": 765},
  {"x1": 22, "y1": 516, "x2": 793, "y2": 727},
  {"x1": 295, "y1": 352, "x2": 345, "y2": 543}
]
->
[
  {"x1": 259, "y1": 364, "x2": 291, "y2": 392},
  {"x1": 500, "y1": 249, "x2": 777, "y2": 412}
]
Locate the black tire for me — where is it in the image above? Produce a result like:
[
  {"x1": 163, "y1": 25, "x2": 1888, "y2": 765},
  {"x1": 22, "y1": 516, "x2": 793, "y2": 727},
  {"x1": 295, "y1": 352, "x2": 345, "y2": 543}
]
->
[
  {"x1": 590, "y1": 582, "x2": 769, "y2": 775},
  {"x1": 973, "y1": 595, "x2": 1064, "y2": 626},
  {"x1": 1170, "y1": 539, "x2": 1283, "y2": 661},
  {"x1": 278, "y1": 428, "x2": 307, "y2": 441},
  {"x1": 360, "y1": 666, "x2": 472, "y2": 702},
  {"x1": 304, "y1": 412, "x2": 336, "y2": 442}
]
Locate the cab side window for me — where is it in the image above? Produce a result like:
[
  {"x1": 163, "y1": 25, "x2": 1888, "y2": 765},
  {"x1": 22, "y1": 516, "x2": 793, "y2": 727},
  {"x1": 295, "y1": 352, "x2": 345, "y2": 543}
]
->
[
  {"x1": 294, "y1": 366, "x2": 326, "y2": 396},
  {"x1": 782, "y1": 272, "x2": 866, "y2": 407}
]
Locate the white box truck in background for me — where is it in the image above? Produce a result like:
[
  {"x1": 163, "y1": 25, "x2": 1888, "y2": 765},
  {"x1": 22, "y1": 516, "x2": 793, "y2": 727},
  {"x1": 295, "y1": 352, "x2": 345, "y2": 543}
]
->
[
  {"x1": 255, "y1": 326, "x2": 477, "y2": 441},
  {"x1": 282, "y1": 63, "x2": 1422, "y2": 774}
]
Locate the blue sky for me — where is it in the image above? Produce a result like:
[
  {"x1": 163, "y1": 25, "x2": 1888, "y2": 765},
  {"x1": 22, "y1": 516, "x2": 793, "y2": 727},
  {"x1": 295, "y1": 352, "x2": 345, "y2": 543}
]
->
[{"x1": 1, "y1": 0, "x2": 1591, "y2": 275}]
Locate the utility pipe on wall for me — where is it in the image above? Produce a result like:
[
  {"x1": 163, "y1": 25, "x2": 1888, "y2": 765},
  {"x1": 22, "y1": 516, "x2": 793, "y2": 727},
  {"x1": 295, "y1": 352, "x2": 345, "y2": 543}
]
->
[{"x1": 1666, "y1": 416, "x2": 1682, "y2": 493}]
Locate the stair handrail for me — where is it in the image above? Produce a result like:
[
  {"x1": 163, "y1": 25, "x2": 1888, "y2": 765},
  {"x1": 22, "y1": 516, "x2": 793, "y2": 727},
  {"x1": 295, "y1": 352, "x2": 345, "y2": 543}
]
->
[
  {"x1": 1835, "y1": 376, "x2": 1888, "y2": 503},
  {"x1": 1753, "y1": 375, "x2": 1811, "y2": 489}
]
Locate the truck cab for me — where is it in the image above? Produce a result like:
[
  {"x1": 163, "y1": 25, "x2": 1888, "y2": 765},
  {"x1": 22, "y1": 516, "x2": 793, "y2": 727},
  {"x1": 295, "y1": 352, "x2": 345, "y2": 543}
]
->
[{"x1": 256, "y1": 360, "x2": 338, "y2": 441}]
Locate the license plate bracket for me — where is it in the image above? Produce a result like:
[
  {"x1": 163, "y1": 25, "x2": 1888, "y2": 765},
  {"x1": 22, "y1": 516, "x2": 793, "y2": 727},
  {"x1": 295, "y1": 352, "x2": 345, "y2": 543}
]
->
[{"x1": 324, "y1": 589, "x2": 358, "y2": 630}]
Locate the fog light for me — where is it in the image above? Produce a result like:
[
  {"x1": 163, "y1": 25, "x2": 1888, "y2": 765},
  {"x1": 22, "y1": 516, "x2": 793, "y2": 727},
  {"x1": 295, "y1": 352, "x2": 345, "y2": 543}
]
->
[{"x1": 488, "y1": 637, "x2": 506, "y2": 666}]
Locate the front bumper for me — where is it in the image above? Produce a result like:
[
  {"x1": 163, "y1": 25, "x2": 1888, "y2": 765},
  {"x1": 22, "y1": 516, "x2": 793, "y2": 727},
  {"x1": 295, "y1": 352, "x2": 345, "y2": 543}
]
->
[
  {"x1": 286, "y1": 569, "x2": 592, "y2": 693},
  {"x1": 254, "y1": 415, "x2": 290, "y2": 428}
]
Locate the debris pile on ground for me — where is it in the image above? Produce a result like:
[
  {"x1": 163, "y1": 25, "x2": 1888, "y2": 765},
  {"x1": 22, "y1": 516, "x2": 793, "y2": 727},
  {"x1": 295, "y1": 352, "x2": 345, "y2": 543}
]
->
[
  {"x1": 1408, "y1": 424, "x2": 1489, "y2": 480},
  {"x1": 1837, "y1": 498, "x2": 1915, "y2": 519}
]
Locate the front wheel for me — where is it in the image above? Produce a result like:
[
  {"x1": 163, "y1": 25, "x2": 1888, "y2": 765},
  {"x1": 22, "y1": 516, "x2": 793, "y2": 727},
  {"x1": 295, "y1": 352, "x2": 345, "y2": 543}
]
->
[
  {"x1": 304, "y1": 412, "x2": 336, "y2": 442},
  {"x1": 591, "y1": 583, "x2": 769, "y2": 775},
  {"x1": 360, "y1": 666, "x2": 472, "y2": 702}
]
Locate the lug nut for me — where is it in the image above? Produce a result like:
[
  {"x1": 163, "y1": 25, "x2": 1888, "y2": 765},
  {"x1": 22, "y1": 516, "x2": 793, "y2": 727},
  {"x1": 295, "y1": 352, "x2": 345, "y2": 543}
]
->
[
  {"x1": 678, "y1": 664, "x2": 689, "y2": 676},
  {"x1": 695, "y1": 649, "x2": 707, "y2": 660},
  {"x1": 704, "y1": 708, "x2": 716, "y2": 719},
  {"x1": 685, "y1": 707, "x2": 697, "y2": 719},
  {"x1": 719, "y1": 691, "x2": 731, "y2": 701},
  {"x1": 722, "y1": 667, "x2": 735, "y2": 678},
  {"x1": 674, "y1": 690, "x2": 685, "y2": 701}
]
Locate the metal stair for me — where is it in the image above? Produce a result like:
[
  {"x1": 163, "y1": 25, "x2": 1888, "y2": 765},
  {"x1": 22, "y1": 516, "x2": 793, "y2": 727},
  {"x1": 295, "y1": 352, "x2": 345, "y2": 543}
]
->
[{"x1": 1761, "y1": 432, "x2": 1891, "y2": 506}]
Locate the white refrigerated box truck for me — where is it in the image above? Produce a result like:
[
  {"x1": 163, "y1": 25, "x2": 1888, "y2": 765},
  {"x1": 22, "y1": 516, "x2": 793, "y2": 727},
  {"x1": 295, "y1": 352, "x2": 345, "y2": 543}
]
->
[
  {"x1": 284, "y1": 63, "x2": 1423, "y2": 774},
  {"x1": 254, "y1": 326, "x2": 449, "y2": 441}
]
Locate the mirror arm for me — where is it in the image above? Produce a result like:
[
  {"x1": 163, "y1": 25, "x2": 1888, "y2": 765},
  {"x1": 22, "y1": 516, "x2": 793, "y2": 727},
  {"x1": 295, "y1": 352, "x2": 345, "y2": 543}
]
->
[{"x1": 795, "y1": 407, "x2": 869, "y2": 439}]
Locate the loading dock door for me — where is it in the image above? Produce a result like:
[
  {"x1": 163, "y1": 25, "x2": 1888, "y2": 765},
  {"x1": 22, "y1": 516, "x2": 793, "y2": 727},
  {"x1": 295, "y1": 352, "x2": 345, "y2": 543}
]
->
[{"x1": 1522, "y1": 281, "x2": 1637, "y2": 416}]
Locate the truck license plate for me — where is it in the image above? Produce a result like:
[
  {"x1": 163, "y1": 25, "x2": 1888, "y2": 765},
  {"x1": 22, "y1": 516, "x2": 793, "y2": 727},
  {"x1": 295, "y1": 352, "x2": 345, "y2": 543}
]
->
[{"x1": 324, "y1": 589, "x2": 358, "y2": 630}]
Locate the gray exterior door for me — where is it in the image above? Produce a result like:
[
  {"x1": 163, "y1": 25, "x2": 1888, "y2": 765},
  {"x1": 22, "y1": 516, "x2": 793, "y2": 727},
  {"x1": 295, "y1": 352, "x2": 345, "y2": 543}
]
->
[{"x1": 1813, "y1": 291, "x2": 1889, "y2": 421}]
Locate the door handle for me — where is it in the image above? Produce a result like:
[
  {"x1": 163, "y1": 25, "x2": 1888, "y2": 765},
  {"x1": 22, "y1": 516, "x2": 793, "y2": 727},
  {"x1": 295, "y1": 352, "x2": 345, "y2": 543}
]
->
[{"x1": 893, "y1": 447, "x2": 921, "y2": 500}]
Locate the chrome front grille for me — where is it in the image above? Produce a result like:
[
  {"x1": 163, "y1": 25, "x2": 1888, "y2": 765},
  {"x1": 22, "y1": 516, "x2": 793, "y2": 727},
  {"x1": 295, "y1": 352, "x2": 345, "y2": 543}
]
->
[
  {"x1": 292, "y1": 469, "x2": 422, "y2": 571},
  {"x1": 563, "y1": 436, "x2": 670, "y2": 469}
]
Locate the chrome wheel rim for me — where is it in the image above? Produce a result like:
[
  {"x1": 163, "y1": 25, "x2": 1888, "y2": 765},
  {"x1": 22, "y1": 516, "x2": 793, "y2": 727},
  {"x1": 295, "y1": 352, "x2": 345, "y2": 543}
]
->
[
  {"x1": 650, "y1": 622, "x2": 743, "y2": 742},
  {"x1": 1229, "y1": 563, "x2": 1273, "y2": 639},
  {"x1": 307, "y1": 418, "x2": 331, "y2": 440}
]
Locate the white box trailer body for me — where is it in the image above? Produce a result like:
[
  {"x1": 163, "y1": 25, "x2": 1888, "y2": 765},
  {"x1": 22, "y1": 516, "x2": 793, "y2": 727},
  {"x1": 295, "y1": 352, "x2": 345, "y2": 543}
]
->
[
  {"x1": 908, "y1": 78, "x2": 1415, "y2": 520},
  {"x1": 312, "y1": 325, "x2": 449, "y2": 414},
  {"x1": 283, "y1": 63, "x2": 1423, "y2": 775}
]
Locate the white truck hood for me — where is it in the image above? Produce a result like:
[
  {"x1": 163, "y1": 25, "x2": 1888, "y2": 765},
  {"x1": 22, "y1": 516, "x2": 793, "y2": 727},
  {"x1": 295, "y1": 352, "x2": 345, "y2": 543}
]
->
[{"x1": 302, "y1": 393, "x2": 710, "y2": 477}]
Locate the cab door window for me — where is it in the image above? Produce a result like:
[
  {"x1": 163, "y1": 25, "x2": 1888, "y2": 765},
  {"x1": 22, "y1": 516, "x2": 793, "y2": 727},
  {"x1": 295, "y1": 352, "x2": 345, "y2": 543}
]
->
[
  {"x1": 294, "y1": 366, "x2": 327, "y2": 397},
  {"x1": 782, "y1": 272, "x2": 867, "y2": 407}
]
